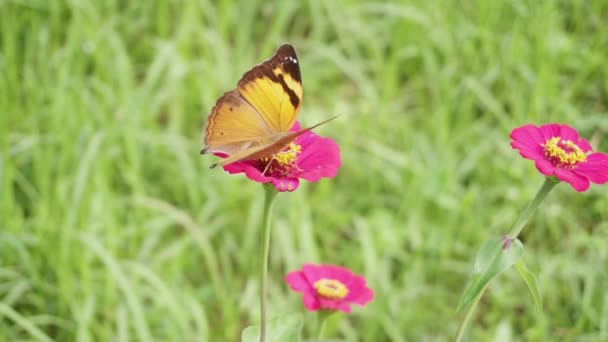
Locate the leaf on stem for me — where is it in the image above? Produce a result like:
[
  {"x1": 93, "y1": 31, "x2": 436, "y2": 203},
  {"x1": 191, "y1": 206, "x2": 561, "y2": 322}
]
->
[
  {"x1": 457, "y1": 237, "x2": 524, "y2": 312},
  {"x1": 515, "y1": 259, "x2": 543, "y2": 312}
]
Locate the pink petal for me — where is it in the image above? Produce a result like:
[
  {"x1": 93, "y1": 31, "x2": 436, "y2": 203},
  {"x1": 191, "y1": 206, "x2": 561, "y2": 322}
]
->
[
  {"x1": 318, "y1": 298, "x2": 350, "y2": 312},
  {"x1": 554, "y1": 168, "x2": 590, "y2": 192},
  {"x1": 223, "y1": 161, "x2": 273, "y2": 182},
  {"x1": 293, "y1": 137, "x2": 341, "y2": 182},
  {"x1": 339, "y1": 273, "x2": 365, "y2": 290},
  {"x1": 539, "y1": 124, "x2": 562, "y2": 141},
  {"x1": 511, "y1": 140, "x2": 544, "y2": 160},
  {"x1": 324, "y1": 265, "x2": 354, "y2": 282},
  {"x1": 285, "y1": 271, "x2": 312, "y2": 292},
  {"x1": 557, "y1": 124, "x2": 580, "y2": 141},
  {"x1": 510, "y1": 125, "x2": 545, "y2": 150},
  {"x1": 302, "y1": 293, "x2": 321, "y2": 311},
  {"x1": 575, "y1": 153, "x2": 608, "y2": 184},
  {"x1": 290, "y1": 122, "x2": 302, "y2": 131},
  {"x1": 301, "y1": 264, "x2": 325, "y2": 284},
  {"x1": 336, "y1": 302, "x2": 352, "y2": 313},
  {"x1": 271, "y1": 178, "x2": 300, "y2": 192},
  {"x1": 223, "y1": 160, "x2": 300, "y2": 192},
  {"x1": 535, "y1": 159, "x2": 556, "y2": 177},
  {"x1": 350, "y1": 287, "x2": 374, "y2": 305},
  {"x1": 575, "y1": 138, "x2": 593, "y2": 153},
  {"x1": 342, "y1": 276, "x2": 374, "y2": 305}
]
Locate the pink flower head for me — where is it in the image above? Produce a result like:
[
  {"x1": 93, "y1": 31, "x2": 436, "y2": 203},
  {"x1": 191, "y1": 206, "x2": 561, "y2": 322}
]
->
[
  {"x1": 285, "y1": 264, "x2": 374, "y2": 313},
  {"x1": 510, "y1": 123, "x2": 608, "y2": 192},
  {"x1": 221, "y1": 122, "x2": 341, "y2": 192}
]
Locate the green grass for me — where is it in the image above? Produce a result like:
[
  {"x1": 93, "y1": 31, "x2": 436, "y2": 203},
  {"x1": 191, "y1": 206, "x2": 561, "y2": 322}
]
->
[{"x1": 2, "y1": 0, "x2": 608, "y2": 341}]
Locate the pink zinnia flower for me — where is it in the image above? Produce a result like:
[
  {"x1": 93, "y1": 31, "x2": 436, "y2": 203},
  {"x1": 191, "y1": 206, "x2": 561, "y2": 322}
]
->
[
  {"x1": 510, "y1": 123, "x2": 608, "y2": 192},
  {"x1": 221, "y1": 122, "x2": 341, "y2": 192},
  {"x1": 285, "y1": 264, "x2": 374, "y2": 313}
]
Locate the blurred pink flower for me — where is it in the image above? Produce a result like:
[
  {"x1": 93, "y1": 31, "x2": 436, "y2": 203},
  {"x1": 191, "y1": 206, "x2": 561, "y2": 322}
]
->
[
  {"x1": 285, "y1": 264, "x2": 374, "y2": 313},
  {"x1": 221, "y1": 122, "x2": 341, "y2": 192},
  {"x1": 510, "y1": 123, "x2": 608, "y2": 192}
]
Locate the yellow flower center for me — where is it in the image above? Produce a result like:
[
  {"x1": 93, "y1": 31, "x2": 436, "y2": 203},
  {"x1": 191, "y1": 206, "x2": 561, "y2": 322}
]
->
[
  {"x1": 261, "y1": 143, "x2": 301, "y2": 165},
  {"x1": 542, "y1": 137, "x2": 587, "y2": 167},
  {"x1": 313, "y1": 278, "x2": 349, "y2": 300},
  {"x1": 259, "y1": 143, "x2": 302, "y2": 178}
]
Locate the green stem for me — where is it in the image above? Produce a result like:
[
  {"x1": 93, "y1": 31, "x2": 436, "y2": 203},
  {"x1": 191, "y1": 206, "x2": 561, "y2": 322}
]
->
[
  {"x1": 259, "y1": 185, "x2": 278, "y2": 342},
  {"x1": 507, "y1": 177, "x2": 558, "y2": 238},
  {"x1": 317, "y1": 310, "x2": 332, "y2": 339},
  {"x1": 455, "y1": 177, "x2": 558, "y2": 342},
  {"x1": 455, "y1": 286, "x2": 486, "y2": 342}
]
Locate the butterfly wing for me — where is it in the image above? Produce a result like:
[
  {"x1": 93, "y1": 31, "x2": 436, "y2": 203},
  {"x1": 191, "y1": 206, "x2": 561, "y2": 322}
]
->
[{"x1": 202, "y1": 44, "x2": 303, "y2": 160}]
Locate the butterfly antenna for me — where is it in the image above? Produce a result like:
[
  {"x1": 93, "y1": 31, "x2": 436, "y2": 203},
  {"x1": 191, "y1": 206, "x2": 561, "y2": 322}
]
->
[{"x1": 304, "y1": 114, "x2": 342, "y2": 131}]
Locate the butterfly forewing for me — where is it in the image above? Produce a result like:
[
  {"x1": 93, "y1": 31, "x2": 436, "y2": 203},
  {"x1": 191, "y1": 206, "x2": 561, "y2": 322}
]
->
[{"x1": 237, "y1": 44, "x2": 303, "y2": 133}]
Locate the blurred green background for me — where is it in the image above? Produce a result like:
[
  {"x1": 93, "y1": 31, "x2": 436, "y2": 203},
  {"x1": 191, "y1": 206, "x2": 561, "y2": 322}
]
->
[{"x1": 2, "y1": 0, "x2": 608, "y2": 341}]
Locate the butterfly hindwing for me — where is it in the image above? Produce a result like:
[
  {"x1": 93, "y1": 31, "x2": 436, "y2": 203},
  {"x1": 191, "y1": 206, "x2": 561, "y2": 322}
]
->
[{"x1": 203, "y1": 90, "x2": 274, "y2": 155}]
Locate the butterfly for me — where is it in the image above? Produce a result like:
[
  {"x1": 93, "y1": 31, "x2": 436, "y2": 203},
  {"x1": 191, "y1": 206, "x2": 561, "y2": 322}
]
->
[{"x1": 201, "y1": 44, "x2": 338, "y2": 169}]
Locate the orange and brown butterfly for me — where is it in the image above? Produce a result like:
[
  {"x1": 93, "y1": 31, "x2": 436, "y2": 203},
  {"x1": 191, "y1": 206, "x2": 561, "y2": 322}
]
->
[{"x1": 201, "y1": 44, "x2": 337, "y2": 169}]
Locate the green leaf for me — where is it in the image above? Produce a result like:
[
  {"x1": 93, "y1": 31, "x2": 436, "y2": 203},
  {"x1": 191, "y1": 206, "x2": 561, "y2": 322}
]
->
[
  {"x1": 242, "y1": 313, "x2": 303, "y2": 342},
  {"x1": 457, "y1": 237, "x2": 524, "y2": 312},
  {"x1": 515, "y1": 260, "x2": 543, "y2": 312}
]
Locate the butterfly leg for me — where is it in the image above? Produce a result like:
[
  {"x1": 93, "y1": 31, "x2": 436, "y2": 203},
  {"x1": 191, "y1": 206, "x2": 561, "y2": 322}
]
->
[
  {"x1": 261, "y1": 158, "x2": 275, "y2": 176},
  {"x1": 293, "y1": 159, "x2": 304, "y2": 172}
]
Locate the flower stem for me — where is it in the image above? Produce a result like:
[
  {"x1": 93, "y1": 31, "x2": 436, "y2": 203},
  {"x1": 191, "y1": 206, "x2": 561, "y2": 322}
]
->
[
  {"x1": 259, "y1": 184, "x2": 278, "y2": 342},
  {"x1": 317, "y1": 310, "x2": 332, "y2": 339},
  {"x1": 455, "y1": 286, "x2": 486, "y2": 342},
  {"x1": 455, "y1": 177, "x2": 558, "y2": 342},
  {"x1": 507, "y1": 177, "x2": 558, "y2": 238}
]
